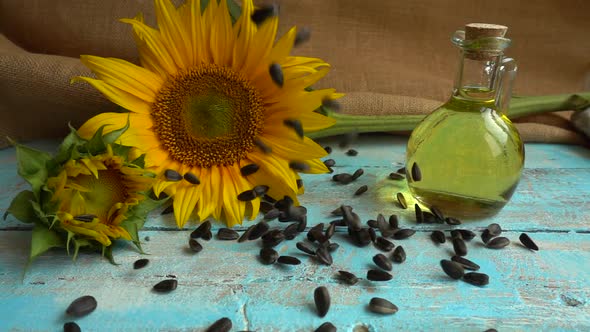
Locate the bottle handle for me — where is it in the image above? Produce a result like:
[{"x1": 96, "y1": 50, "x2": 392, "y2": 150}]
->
[{"x1": 495, "y1": 57, "x2": 518, "y2": 115}]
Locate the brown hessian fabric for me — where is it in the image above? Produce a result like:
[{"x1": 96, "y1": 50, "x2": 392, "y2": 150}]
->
[{"x1": 1, "y1": 0, "x2": 589, "y2": 148}]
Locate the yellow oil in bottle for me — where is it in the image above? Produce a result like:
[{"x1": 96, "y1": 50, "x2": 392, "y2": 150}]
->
[{"x1": 406, "y1": 88, "x2": 525, "y2": 218}]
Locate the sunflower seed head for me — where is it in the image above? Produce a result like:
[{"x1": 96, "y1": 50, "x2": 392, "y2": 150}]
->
[
  {"x1": 269, "y1": 63, "x2": 284, "y2": 87},
  {"x1": 463, "y1": 272, "x2": 490, "y2": 286},
  {"x1": 153, "y1": 279, "x2": 178, "y2": 293},
  {"x1": 284, "y1": 118, "x2": 304, "y2": 138},
  {"x1": 164, "y1": 169, "x2": 182, "y2": 181},
  {"x1": 519, "y1": 233, "x2": 539, "y2": 251},
  {"x1": 183, "y1": 172, "x2": 200, "y2": 184},
  {"x1": 251, "y1": 4, "x2": 279, "y2": 25},
  {"x1": 240, "y1": 164, "x2": 259, "y2": 176},
  {"x1": 206, "y1": 317, "x2": 232, "y2": 332},
  {"x1": 369, "y1": 297, "x2": 398, "y2": 315},
  {"x1": 440, "y1": 259, "x2": 465, "y2": 279}
]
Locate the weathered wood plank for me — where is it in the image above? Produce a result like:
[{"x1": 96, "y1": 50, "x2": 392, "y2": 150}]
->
[{"x1": 0, "y1": 230, "x2": 588, "y2": 331}]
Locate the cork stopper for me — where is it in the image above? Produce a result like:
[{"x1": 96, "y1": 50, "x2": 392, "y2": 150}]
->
[{"x1": 464, "y1": 23, "x2": 508, "y2": 60}]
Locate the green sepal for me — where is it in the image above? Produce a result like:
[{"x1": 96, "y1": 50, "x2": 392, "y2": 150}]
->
[
  {"x1": 111, "y1": 144, "x2": 133, "y2": 161},
  {"x1": 71, "y1": 238, "x2": 92, "y2": 261},
  {"x1": 84, "y1": 125, "x2": 108, "y2": 155},
  {"x1": 102, "y1": 114, "x2": 130, "y2": 146},
  {"x1": 54, "y1": 124, "x2": 86, "y2": 165},
  {"x1": 12, "y1": 142, "x2": 52, "y2": 198},
  {"x1": 30, "y1": 224, "x2": 64, "y2": 260},
  {"x1": 130, "y1": 154, "x2": 146, "y2": 168},
  {"x1": 30, "y1": 200, "x2": 50, "y2": 226},
  {"x1": 3, "y1": 190, "x2": 38, "y2": 223},
  {"x1": 226, "y1": 0, "x2": 241, "y2": 24},
  {"x1": 120, "y1": 192, "x2": 167, "y2": 252},
  {"x1": 102, "y1": 245, "x2": 119, "y2": 265}
]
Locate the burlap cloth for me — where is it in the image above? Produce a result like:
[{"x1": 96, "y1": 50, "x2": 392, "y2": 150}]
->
[{"x1": 1, "y1": 0, "x2": 589, "y2": 149}]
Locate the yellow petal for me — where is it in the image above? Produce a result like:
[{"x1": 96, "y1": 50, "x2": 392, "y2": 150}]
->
[
  {"x1": 221, "y1": 167, "x2": 246, "y2": 227},
  {"x1": 173, "y1": 184, "x2": 200, "y2": 228},
  {"x1": 269, "y1": 26, "x2": 296, "y2": 64},
  {"x1": 196, "y1": 167, "x2": 215, "y2": 220},
  {"x1": 154, "y1": 0, "x2": 191, "y2": 69},
  {"x1": 258, "y1": 134, "x2": 328, "y2": 160},
  {"x1": 210, "y1": 0, "x2": 233, "y2": 66},
  {"x1": 72, "y1": 77, "x2": 152, "y2": 115}
]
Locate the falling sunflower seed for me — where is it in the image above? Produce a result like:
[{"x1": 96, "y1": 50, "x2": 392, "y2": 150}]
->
[
  {"x1": 259, "y1": 247, "x2": 279, "y2": 265},
  {"x1": 269, "y1": 63, "x2": 284, "y2": 87},
  {"x1": 254, "y1": 138, "x2": 272, "y2": 154},
  {"x1": 294, "y1": 26, "x2": 312, "y2": 47},
  {"x1": 486, "y1": 236, "x2": 510, "y2": 249},
  {"x1": 183, "y1": 172, "x2": 200, "y2": 184},
  {"x1": 346, "y1": 149, "x2": 358, "y2": 156},
  {"x1": 238, "y1": 225, "x2": 255, "y2": 243},
  {"x1": 373, "y1": 253, "x2": 392, "y2": 271},
  {"x1": 354, "y1": 185, "x2": 368, "y2": 196},
  {"x1": 392, "y1": 246, "x2": 406, "y2": 263},
  {"x1": 445, "y1": 217, "x2": 462, "y2": 225},
  {"x1": 368, "y1": 297, "x2": 399, "y2": 315},
  {"x1": 296, "y1": 241, "x2": 317, "y2": 255},
  {"x1": 263, "y1": 208, "x2": 280, "y2": 221},
  {"x1": 63, "y1": 322, "x2": 81, "y2": 332},
  {"x1": 314, "y1": 286, "x2": 331, "y2": 317},
  {"x1": 352, "y1": 168, "x2": 364, "y2": 179},
  {"x1": 324, "y1": 146, "x2": 332, "y2": 154},
  {"x1": 237, "y1": 189, "x2": 257, "y2": 201},
  {"x1": 277, "y1": 255, "x2": 301, "y2": 265},
  {"x1": 463, "y1": 272, "x2": 489, "y2": 286},
  {"x1": 289, "y1": 161, "x2": 310, "y2": 172},
  {"x1": 153, "y1": 279, "x2": 178, "y2": 293},
  {"x1": 283, "y1": 222, "x2": 300, "y2": 240},
  {"x1": 217, "y1": 228, "x2": 239, "y2": 240},
  {"x1": 451, "y1": 255, "x2": 480, "y2": 271},
  {"x1": 367, "y1": 269, "x2": 393, "y2": 281},
  {"x1": 164, "y1": 169, "x2": 182, "y2": 181},
  {"x1": 481, "y1": 229, "x2": 493, "y2": 244},
  {"x1": 253, "y1": 185, "x2": 270, "y2": 197},
  {"x1": 323, "y1": 159, "x2": 336, "y2": 168},
  {"x1": 430, "y1": 230, "x2": 446, "y2": 244},
  {"x1": 337, "y1": 270, "x2": 359, "y2": 285},
  {"x1": 314, "y1": 322, "x2": 336, "y2": 332},
  {"x1": 284, "y1": 118, "x2": 304, "y2": 138},
  {"x1": 251, "y1": 4, "x2": 279, "y2": 25},
  {"x1": 440, "y1": 259, "x2": 465, "y2": 280},
  {"x1": 66, "y1": 296, "x2": 97, "y2": 317},
  {"x1": 189, "y1": 239, "x2": 203, "y2": 253},
  {"x1": 205, "y1": 317, "x2": 232, "y2": 332},
  {"x1": 389, "y1": 172, "x2": 404, "y2": 180},
  {"x1": 240, "y1": 164, "x2": 260, "y2": 176},
  {"x1": 396, "y1": 193, "x2": 407, "y2": 209},
  {"x1": 73, "y1": 214, "x2": 97, "y2": 222},
  {"x1": 519, "y1": 233, "x2": 539, "y2": 251}
]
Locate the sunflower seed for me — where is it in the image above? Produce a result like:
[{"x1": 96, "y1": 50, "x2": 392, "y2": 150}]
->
[
  {"x1": 324, "y1": 146, "x2": 332, "y2": 154},
  {"x1": 66, "y1": 296, "x2": 97, "y2": 317},
  {"x1": 254, "y1": 138, "x2": 272, "y2": 154},
  {"x1": 269, "y1": 63, "x2": 284, "y2": 87},
  {"x1": 430, "y1": 206, "x2": 444, "y2": 221},
  {"x1": 458, "y1": 229, "x2": 476, "y2": 241},
  {"x1": 368, "y1": 297, "x2": 398, "y2": 315},
  {"x1": 296, "y1": 241, "x2": 317, "y2": 255},
  {"x1": 262, "y1": 229, "x2": 285, "y2": 247},
  {"x1": 325, "y1": 222, "x2": 336, "y2": 239},
  {"x1": 64, "y1": 322, "x2": 81, "y2": 332},
  {"x1": 297, "y1": 216, "x2": 307, "y2": 232},
  {"x1": 463, "y1": 272, "x2": 490, "y2": 286},
  {"x1": 284, "y1": 118, "x2": 304, "y2": 138},
  {"x1": 307, "y1": 223, "x2": 325, "y2": 241},
  {"x1": 445, "y1": 217, "x2": 462, "y2": 225},
  {"x1": 486, "y1": 236, "x2": 510, "y2": 249},
  {"x1": 283, "y1": 222, "x2": 300, "y2": 240},
  {"x1": 354, "y1": 185, "x2": 368, "y2": 196},
  {"x1": 153, "y1": 279, "x2": 177, "y2": 293},
  {"x1": 260, "y1": 201, "x2": 274, "y2": 213},
  {"x1": 253, "y1": 186, "x2": 269, "y2": 198},
  {"x1": 450, "y1": 230, "x2": 462, "y2": 240},
  {"x1": 275, "y1": 196, "x2": 293, "y2": 211},
  {"x1": 202, "y1": 230, "x2": 212, "y2": 241},
  {"x1": 331, "y1": 206, "x2": 345, "y2": 216},
  {"x1": 368, "y1": 227, "x2": 378, "y2": 242},
  {"x1": 73, "y1": 214, "x2": 96, "y2": 222},
  {"x1": 422, "y1": 211, "x2": 437, "y2": 224},
  {"x1": 346, "y1": 149, "x2": 358, "y2": 156},
  {"x1": 191, "y1": 221, "x2": 212, "y2": 239},
  {"x1": 519, "y1": 233, "x2": 539, "y2": 251},
  {"x1": 373, "y1": 253, "x2": 392, "y2": 271},
  {"x1": 189, "y1": 239, "x2": 203, "y2": 253},
  {"x1": 237, "y1": 189, "x2": 257, "y2": 201},
  {"x1": 294, "y1": 26, "x2": 312, "y2": 47},
  {"x1": 487, "y1": 223, "x2": 502, "y2": 236},
  {"x1": 163, "y1": 169, "x2": 182, "y2": 181},
  {"x1": 342, "y1": 207, "x2": 362, "y2": 231},
  {"x1": 133, "y1": 258, "x2": 149, "y2": 270},
  {"x1": 316, "y1": 246, "x2": 333, "y2": 265},
  {"x1": 377, "y1": 213, "x2": 387, "y2": 227},
  {"x1": 321, "y1": 97, "x2": 342, "y2": 112},
  {"x1": 314, "y1": 286, "x2": 331, "y2": 317},
  {"x1": 351, "y1": 228, "x2": 372, "y2": 247},
  {"x1": 217, "y1": 228, "x2": 239, "y2": 240},
  {"x1": 440, "y1": 259, "x2": 464, "y2": 279},
  {"x1": 160, "y1": 205, "x2": 174, "y2": 215},
  {"x1": 481, "y1": 229, "x2": 493, "y2": 243},
  {"x1": 484, "y1": 329, "x2": 498, "y2": 332},
  {"x1": 396, "y1": 193, "x2": 407, "y2": 209},
  {"x1": 248, "y1": 221, "x2": 269, "y2": 240},
  {"x1": 282, "y1": 205, "x2": 307, "y2": 222},
  {"x1": 352, "y1": 168, "x2": 364, "y2": 180},
  {"x1": 451, "y1": 255, "x2": 480, "y2": 271},
  {"x1": 263, "y1": 208, "x2": 280, "y2": 221},
  {"x1": 374, "y1": 236, "x2": 395, "y2": 251},
  {"x1": 259, "y1": 247, "x2": 279, "y2": 265},
  {"x1": 367, "y1": 269, "x2": 393, "y2": 281},
  {"x1": 206, "y1": 317, "x2": 232, "y2": 332},
  {"x1": 251, "y1": 4, "x2": 279, "y2": 25},
  {"x1": 415, "y1": 204, "x2": 423, "y2": 223},
  {"x1": 337, "y1": 270, "x2": 359, "y2": 285},
  {"x1": 183, "y1": 172, "x2": 200, "y2": 184},
  {"x1": 430, "y1": 230, "x2": 446, "y2": 244},
  {"x1": 388, "y1": 215, "x2": 399, "y2": 229},
  {"x1": 453, "y1": 238, "x2": 468, "y2": 256},
  {"x1": 323, "y1": 159, "x2": 336, "y2": 167},
  {"x1": 327, "y1": 242, "x2": 339, "y2": 252},
  {"x1": 393, "y1": 228, "x2": 415, "y2": 240},
  {"x1": 367, "y1": 219, "x2": 379, "y2": 228},
  {"x1": 240, "y1": 164, "x2": 259, "y2": 176},
  {"x1": 314, "y1": 322, "x2": 336, "y2": 332},
  {"x1": 238, "y1": 225, "x2": 255, "y2": 243},
  {"x1": 296, "y1": 179, "x2": 303, "y2": 189},
  {"x1": 397, "y1": 167, "x2": 406, "y2": 174},
  {"x1": 392, "y1": 246, "x2": 406, "y2": 263},
  {"x1": 410, "y1": 162, "x2": 422, "y2": 181},
  {"x1": 388, "y1": 172, "x2": 404, "y2": 180},
  {"x1": 332, "y1": 173, "x2": 354, "y2": 184},
  {"x1": 289, "y1": 161, "x2": 310, "y2": 172},
  {"x1": 277, "y1": 255, "x2": 301, "y2": 265}
]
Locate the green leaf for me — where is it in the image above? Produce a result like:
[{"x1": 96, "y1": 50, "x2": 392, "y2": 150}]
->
[
  {"x1": 30, "y1": 224, "x2": 64, "y2": 260},
  {"x1": 102, "y1": 114, "x2": 130, "y2": 145},
  {"x1": 3, "y1": 190, "x2": 39, "y2": 223},
  {"x1": 13, "y1": 143, "x2": 52, "y2": 198}
]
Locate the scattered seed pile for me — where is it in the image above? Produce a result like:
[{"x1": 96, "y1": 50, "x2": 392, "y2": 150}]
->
[{"x1": 61, "y1": 142, "x2": 540, "y2": 331}]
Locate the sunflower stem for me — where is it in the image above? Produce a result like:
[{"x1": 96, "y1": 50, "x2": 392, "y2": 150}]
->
[{"x1": 308, "y1": 92, "x2": 590, "y2": 139}]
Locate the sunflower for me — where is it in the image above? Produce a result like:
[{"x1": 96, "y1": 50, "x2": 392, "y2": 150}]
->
[
  {"x1": 75, "y1": 0, "x2": 341, "y2": 227},
  {"x1": 46, "y1": 144, "x2": 153, "y2": 247}
]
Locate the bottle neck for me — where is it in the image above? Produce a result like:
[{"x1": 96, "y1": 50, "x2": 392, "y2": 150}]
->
[{"x1": 453, "y1": 51, "x2": 503, "y2": 101}]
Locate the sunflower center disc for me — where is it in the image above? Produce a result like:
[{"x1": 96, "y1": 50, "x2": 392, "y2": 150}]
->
[
  {"x1": 75, "y1": 169, "x2": 128, "y2": 221},
  {"x1": 151, "y1": 64, "x2": 264, "y2": 167}
]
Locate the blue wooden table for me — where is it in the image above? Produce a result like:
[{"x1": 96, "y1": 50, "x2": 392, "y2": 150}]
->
[{"x1": 1, "y1": 135, "x2": 589, "y2": 331}]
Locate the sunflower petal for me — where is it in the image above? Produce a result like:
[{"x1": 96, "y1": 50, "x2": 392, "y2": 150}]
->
[
  {"x1": 154, "y1": 0, "x2": 191, "y2": 69},
  {"x1": 173, "y1": 184, "x2": 199, "y2": 228}
]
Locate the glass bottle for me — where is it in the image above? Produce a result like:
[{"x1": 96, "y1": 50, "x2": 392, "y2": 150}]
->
[{"x1": 405, "y1": 23, "x2": 525, "y2": 218}]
